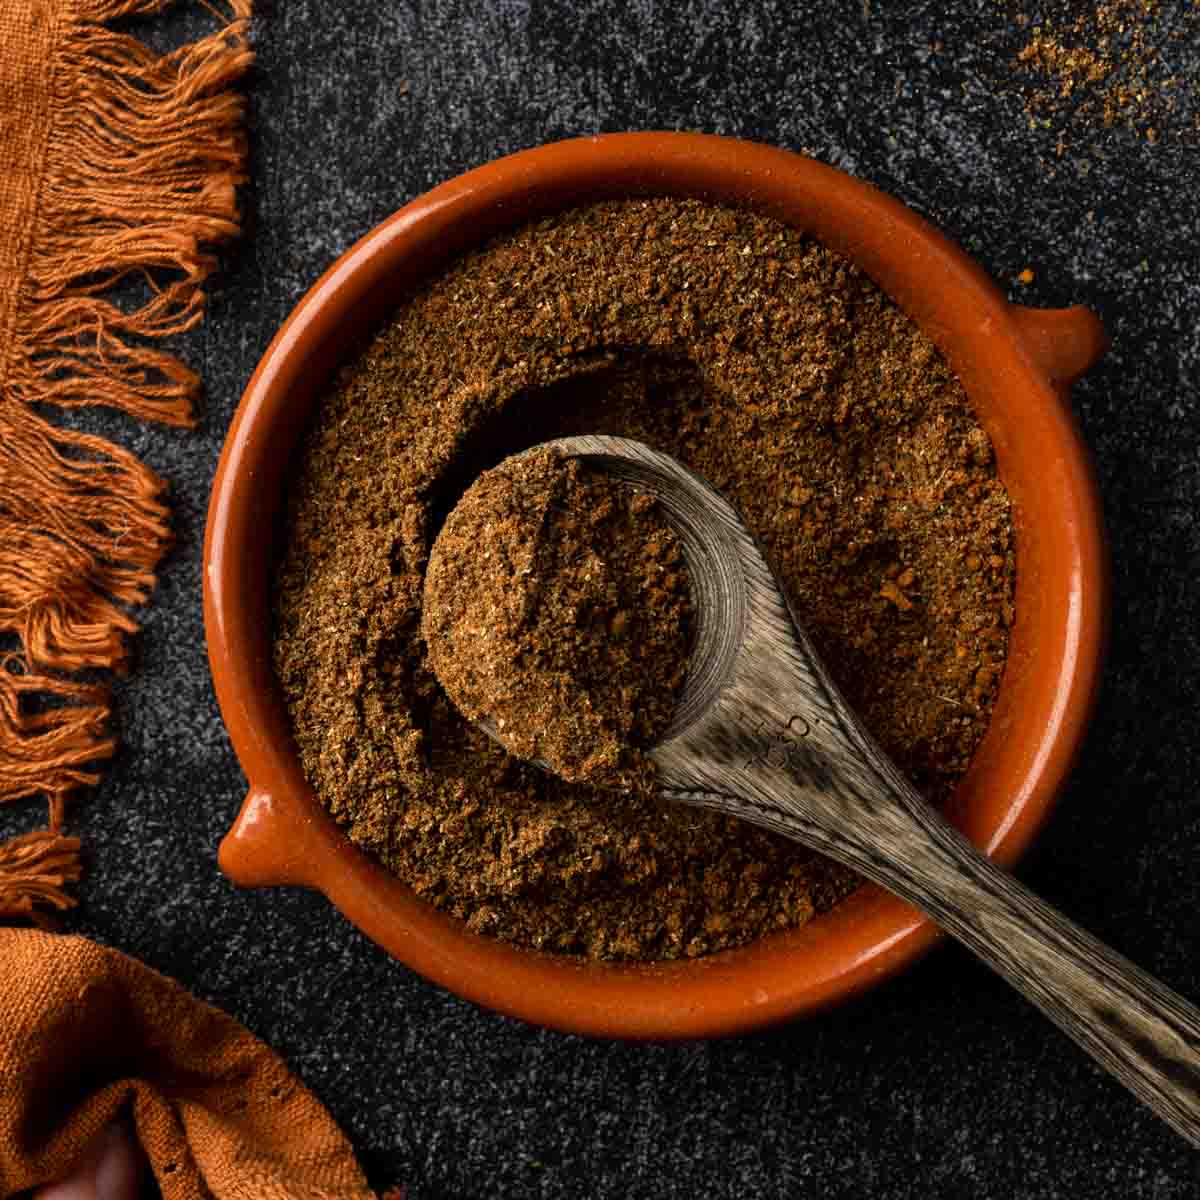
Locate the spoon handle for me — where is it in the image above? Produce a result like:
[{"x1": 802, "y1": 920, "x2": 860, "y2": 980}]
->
[{"x1": 732, "y1": 753, "x2": 1200, "y2": 1149}]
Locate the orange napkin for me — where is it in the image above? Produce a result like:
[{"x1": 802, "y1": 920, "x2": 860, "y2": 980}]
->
[
  {"x1": 0, "y1": 928, "x2": 384, "y2": 1198},
  {"x1": 0, "y1": 7, "x2": 394, "y2": 1197},
  {"x1": 0, "y1": 0, "x2": 253, "y2": 907}
]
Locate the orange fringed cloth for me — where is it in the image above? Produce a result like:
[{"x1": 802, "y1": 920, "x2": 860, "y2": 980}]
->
[
  {"x1": 0, "y1": 928, "x2": 381, "y2": 1198},
  {"x1": 0, "y1": 13, "x2": 404, "y2": 1197},
  {"x1": 0, "y1": 0, "x2": 252, "y2": 919}
]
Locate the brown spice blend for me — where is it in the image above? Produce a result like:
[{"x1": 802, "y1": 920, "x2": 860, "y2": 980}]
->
[
  {"x1": 1004, "y1": 0, "x2": 1199, "y2": 147},
  {"x1": 272, "y1": 197, "x2": 1015, "y2": 962},
  {"x1": 422, "y1": 447, "x2": 691, "y2": 792}
]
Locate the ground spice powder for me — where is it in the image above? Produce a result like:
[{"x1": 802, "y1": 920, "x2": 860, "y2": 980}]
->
[
  {"x1": 273, "y1": 198, "x2": 1015, "y2": 961},
  {"x1": 422, "y1": 448, "x2": 691, "y2": 792},
  {"x1": 1005, "y1": 0, "x2": 1199, "y2": 147}
]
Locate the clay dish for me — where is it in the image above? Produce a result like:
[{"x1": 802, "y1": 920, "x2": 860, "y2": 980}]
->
[{"x1": 204, "y1": 133, "x2": 1108, "y2": 1038}]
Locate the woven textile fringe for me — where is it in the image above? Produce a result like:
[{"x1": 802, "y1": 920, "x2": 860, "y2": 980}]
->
[
  {"x1": 0, "y1": 830, "x2": 82, "y2": 924},
  {"x1": 0, "y1": 0, "x2": 253, "y2": 919}
]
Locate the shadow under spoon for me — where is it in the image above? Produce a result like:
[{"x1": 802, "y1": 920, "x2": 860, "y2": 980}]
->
[{"x1": 528, "y1": 434, "x2": 1200, "y2": 1149}]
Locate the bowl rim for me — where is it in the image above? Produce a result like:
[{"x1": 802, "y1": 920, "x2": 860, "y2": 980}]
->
[{"x1": 204, "y1": 132, "x2": 1108, "y2": 1039}]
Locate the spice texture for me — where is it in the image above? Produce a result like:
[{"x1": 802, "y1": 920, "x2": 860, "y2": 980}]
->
[
  {"x1": 1005, "y1": 1, "x2": 1199, "y2": 146},
  {"x1": 273, "y1": 199, "x2": 1015, "y2": 961},
  {"x1": 423, "y1": 448, "x2": 691, "y2": 791}
]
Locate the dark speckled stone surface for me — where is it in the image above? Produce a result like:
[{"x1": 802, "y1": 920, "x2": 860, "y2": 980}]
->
[{"x1": 3, "y1": 3, "x2": 1199, "y2": 1196}]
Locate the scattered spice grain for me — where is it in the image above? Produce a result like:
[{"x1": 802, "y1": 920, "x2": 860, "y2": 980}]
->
[
  {"x1": 1003, "y1": 1, "x2": 1199, "y2": 146},
  {"x1": 422, "y1": 448, "x2": 691, "y2": 791},
  {"x1": 272, "y1": 197, "x2": 1015, "y2": 962}
]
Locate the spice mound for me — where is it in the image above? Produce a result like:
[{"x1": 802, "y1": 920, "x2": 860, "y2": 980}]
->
[
  {"x1": 422, "y1": 448, "x2": 691, "y2": 790},
  {"x1": 273, "y1": 197, "x2": 1015, "y2": 961}
]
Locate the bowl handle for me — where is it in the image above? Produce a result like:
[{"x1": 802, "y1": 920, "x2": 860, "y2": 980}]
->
[
  {"x1": 1008, "y1": 304, "x2": 1109, "y2": 393},
  {"x1": 219, "y1": 786, "x2": 322, "y2": 888}
]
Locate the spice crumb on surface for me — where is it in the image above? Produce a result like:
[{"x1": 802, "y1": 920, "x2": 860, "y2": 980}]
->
[
  {"x1": 1003, "y1": 0, "x2": 1200, "y2": 144},
  {"x1": 272, "y1": 197, "x2": 1015, "y2": 962},
  {"x1": 422, "y1": 447, "x2": 691, "y2": 792}
]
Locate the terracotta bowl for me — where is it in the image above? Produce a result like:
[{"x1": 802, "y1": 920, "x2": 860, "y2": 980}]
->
[{"x1": 204, "y1": 133, "x2": 1108, "y2": 1038}]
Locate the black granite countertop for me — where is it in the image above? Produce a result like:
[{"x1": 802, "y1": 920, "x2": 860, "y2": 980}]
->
[{"x1": 4, "y1": 3, "x2": 1199, "y2": 1196}]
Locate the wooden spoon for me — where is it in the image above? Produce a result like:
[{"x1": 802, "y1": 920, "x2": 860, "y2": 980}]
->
[{"x1": 519, "y1": 434, "x2": 1200, "y2": 1149}]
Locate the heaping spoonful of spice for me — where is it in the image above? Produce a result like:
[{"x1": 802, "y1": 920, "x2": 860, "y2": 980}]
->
[{"x1": 423, "y1": 434, "x2": 1200, "y2": 1148}]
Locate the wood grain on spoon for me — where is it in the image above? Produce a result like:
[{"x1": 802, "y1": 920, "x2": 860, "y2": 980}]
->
[{"x1": 534, "y1": 434, "x2": 1200, "y2": 1150}]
